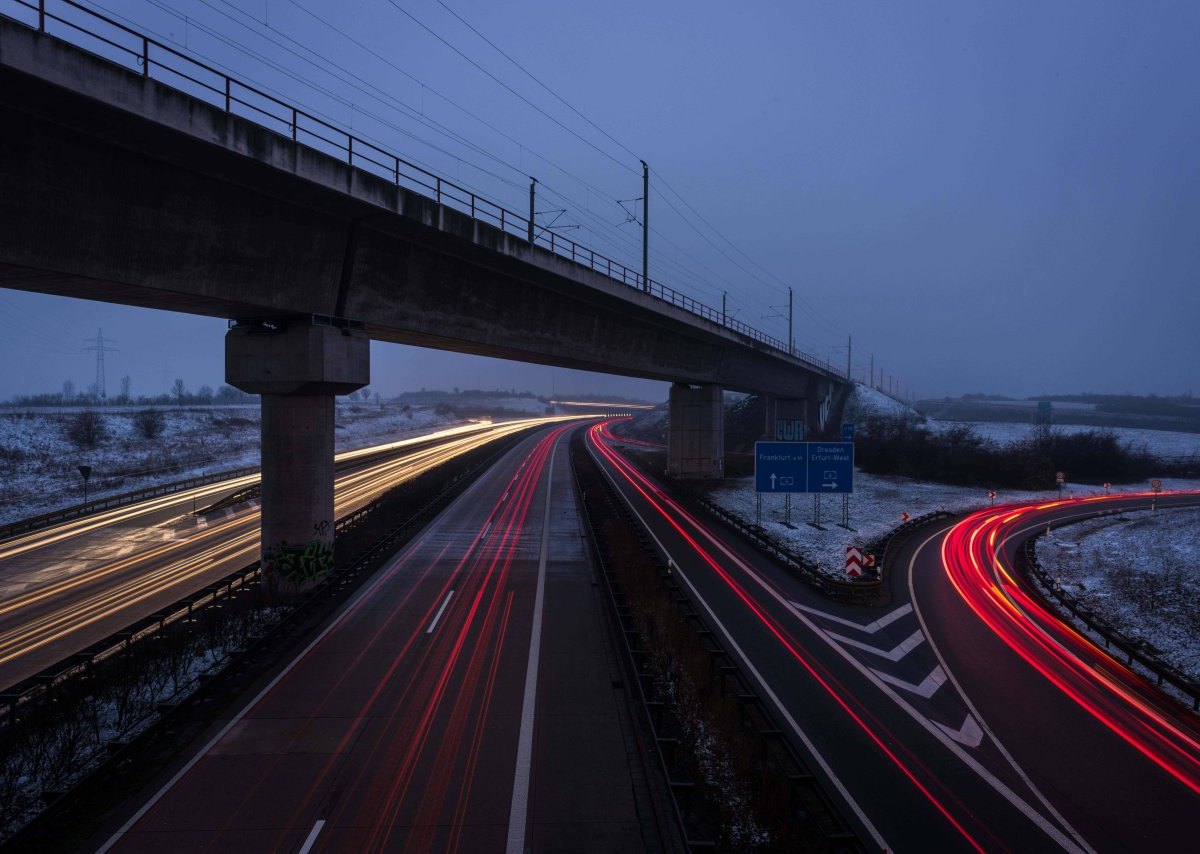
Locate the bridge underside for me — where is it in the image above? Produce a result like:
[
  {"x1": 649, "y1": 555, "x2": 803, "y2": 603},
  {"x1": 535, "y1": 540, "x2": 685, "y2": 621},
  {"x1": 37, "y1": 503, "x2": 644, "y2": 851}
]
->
[
  {"x1": 0, "y1": 22, "x2": 840, "y2": 402},
  {"x1": 2, "y1": 18, "x2": 849, "y2": 533}
]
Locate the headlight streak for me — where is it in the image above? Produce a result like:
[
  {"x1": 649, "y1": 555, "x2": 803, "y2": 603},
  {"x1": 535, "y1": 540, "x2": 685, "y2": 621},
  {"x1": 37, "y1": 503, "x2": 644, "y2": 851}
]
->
[
  {"x1": 588, "y1": 422, "x2": 994, "y2": 853},
  {"x1": 941, "y1": 499, "x2": 1200, "y2": 798},
  {"x1": 123, "y1": 423, "x2": 572, "y2": 850},
  {"x1": 0, "y1": 418, "x2": 593, "y2": 684}
]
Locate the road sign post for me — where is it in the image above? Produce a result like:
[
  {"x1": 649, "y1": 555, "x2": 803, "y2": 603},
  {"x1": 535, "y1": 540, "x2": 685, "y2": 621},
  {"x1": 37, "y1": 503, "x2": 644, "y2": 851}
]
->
[{"x1": 77, "y1": 464, "x2": 92, "y2": 504}]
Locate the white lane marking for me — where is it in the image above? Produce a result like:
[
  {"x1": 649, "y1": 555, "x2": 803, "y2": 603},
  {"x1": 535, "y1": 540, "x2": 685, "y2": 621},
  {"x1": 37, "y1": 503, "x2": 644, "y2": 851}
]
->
[
  {"x1": 935, "y1": 714, "x2": 985, "y2": 748},
  {"x1": 97, "y1": 458, "x2": 509, "y2": 854},
  {"x1": 298, "y1": 819, "x2": 326, "y2": 854},
  {"x1": 587, "y1": 443, "x2": 889, "y2": 850},
  {"x1": 506, "y1": 442, "x2": 557, "y2": 854},
  {"x1": 908, "y1": 525, "x2": 1098, "y2": 854},
  {"x1": 871, "y1": 664, "x2": 947, "y2": 698},
  {"x1": 501, "y1": 491, "x2": 509, "y2": 502},
  {"x1": 426, "y1": 590, "x2": 455, "y2": 635},
  {"x1": 595, "y1": 443, "x2": 1089, "y2": 854},
  {"x1": 195, "y1": 517, "x2": 208, "y2": 529},
  {"x1": 479, "y1": 522, "x2": 492, "y2": 540},
  {"x1": 791, "y1": 601, "x2": 913, "y2": 633},
  {"x1": 827, "y1": 628, "x2": 925, "y2": 662}
]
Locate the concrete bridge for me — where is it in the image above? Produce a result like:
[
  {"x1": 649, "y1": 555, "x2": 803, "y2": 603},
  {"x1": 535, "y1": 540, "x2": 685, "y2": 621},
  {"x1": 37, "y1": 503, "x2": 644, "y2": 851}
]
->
[{"x1": 0, "y1": 12, "x2": 849, "y2": 575}]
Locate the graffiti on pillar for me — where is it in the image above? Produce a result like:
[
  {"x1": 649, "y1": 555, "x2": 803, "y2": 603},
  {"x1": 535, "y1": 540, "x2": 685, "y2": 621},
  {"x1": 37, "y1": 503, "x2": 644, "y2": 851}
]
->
[
  {"x1": 266, "y1": 539, "x2": 333, "y2": 584},
  {"x1": 312, "y1": 519, "x2": 331, "y2": 538}
]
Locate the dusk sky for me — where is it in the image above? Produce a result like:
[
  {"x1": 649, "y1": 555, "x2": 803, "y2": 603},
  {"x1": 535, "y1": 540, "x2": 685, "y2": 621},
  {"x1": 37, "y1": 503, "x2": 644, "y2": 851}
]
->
[{"x1": 3, "y1": 0, "x2": 1198, "y2": 402}]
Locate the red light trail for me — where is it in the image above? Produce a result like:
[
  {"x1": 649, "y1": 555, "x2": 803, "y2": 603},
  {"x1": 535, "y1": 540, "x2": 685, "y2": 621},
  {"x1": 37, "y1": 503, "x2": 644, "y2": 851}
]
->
[{"x1": 940, "y1": 498, "x2": 1200, "y2": 797}]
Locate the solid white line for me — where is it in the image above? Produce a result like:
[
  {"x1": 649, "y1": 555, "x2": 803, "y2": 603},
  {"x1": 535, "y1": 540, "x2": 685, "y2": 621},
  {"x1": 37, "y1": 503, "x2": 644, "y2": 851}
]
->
[
  {"x1": 96, "y1": 456, "x2": 508, "y2": 854},
  {"x1": 426, "y1": 590, "x2": 455, "y2": 634},
  {"x1": 587, "y1": 442, "x2": 890, "y2": 850},
  {"x1": 505, "y1": 442, "x2": 557, "y2": 854},
  {"x1": 597, "y1": 440, "x2": 1090, "y2": 852},
  {"x1": 298, "y1": 819, "x2": 326, "y2": 854},
  {"x1": 907, "y1": 523, "x2": 1097, "y2": 854}
]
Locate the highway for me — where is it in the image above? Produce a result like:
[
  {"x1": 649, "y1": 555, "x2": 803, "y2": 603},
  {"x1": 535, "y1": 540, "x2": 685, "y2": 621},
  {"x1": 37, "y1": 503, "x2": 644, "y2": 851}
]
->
[
  {"x1": 588, "y1": 421, "x2": 1200, "y2": 852},
  {"x1": 906, "y1": 493, "x2": 1200, "y2": 850},
  {"x1": 97, "y1": 422, "x2": 657, "y2": 853},
  {"x1": 0, "y1": 418, "x2": 575, "y2": 690}
]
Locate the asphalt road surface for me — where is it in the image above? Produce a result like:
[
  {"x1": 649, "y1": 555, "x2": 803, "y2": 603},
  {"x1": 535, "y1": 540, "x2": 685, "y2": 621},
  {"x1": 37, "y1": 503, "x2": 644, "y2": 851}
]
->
[
  {"x1": 96, "y1": 423, "x2": 660, "y2": 853},
  {"x1": 590, "y1": 421, "x2": 1200, "y2": 852}
]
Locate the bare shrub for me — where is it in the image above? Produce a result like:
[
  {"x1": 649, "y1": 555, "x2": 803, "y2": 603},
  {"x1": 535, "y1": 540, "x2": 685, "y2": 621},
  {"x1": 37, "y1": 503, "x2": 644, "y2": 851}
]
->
[
  {"x1": 65, "y1": 410, "x2": 107, "y2": 449},
  {"x1": 133, "y1": 408, "x2": 165, "y2": 439}
]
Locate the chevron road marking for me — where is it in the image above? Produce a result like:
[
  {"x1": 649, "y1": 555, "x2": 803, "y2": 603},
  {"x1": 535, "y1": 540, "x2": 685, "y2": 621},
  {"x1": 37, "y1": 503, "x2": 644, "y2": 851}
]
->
[
  {"x1": 828, "y1": 628, "x2": 926, "y2": 662},
  {"x1": 871, "y1": 664, "x2": 948, "y2": 699},
  {"x1": 790, "y1": 601, "x2": 913, "y2": 634},
  {"x1": 935, "y1": 714, "x2": 985, "y2": 748}
]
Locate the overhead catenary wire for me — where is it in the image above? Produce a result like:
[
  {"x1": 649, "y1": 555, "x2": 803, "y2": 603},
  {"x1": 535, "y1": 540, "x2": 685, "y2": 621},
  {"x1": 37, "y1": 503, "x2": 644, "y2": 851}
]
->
[
  {"x1": 125, "y1": 0, "x2": 790, "y2": 328},
  {"x1": 381, "y1": 0, "x2": 640, "y2": 176},
  {"x1": 76, "y1": 0, "x2": 854, "y2": 365}
]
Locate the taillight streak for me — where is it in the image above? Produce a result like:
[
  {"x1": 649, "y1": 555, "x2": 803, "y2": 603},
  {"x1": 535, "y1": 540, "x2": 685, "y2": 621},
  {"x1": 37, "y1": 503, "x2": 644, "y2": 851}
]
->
[
  {"x1": 589, "y1": 423, "x2": 992, "y2": 852},
  {"x1": 942, "y1": 503, "x2": 1200, "y2": 797}
]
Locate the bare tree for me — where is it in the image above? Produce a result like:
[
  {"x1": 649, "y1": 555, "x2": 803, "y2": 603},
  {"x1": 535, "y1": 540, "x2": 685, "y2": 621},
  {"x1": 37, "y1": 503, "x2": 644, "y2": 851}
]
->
[
  {"x1": 133, "y1": 408, "x2": 165, "y2": 439},
  {"x1": 172, "y1": 378, "x2": 187, "y2": 403},
  {"x1": 66, "y1": 410, "x2": 108, "y2": 449}
]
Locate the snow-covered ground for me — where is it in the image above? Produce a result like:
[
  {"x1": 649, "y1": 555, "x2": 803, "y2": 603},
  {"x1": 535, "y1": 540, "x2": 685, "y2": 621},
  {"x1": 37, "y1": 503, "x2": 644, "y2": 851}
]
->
[
  {"x1": 1037, "y1": 507, "x2": 1200, "y2": 684},
  {"x1": 943, "y1": 421, "x2": 1200, "y2": 461},
  {"x1": 0, "y1": 403, "x2": 458, "y2": 525}
]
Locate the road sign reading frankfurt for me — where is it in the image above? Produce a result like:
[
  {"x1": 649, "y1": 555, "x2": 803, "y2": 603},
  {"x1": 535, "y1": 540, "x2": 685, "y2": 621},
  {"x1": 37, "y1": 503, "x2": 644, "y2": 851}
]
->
[
  {"x1": 754, "y1": 442, "x2": 855, "y2": 494},
  {"x1": 754, "y1": 442, "x2": 808, "y2": 493}
]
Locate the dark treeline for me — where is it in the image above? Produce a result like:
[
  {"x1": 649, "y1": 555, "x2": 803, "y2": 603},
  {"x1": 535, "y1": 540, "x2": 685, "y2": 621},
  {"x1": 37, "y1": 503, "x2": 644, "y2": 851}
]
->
[
  {"x1": 856, "y1": 416, "x2": 1164, "y2": 488},
  {"x1": 11, "y1": 380, "x2": 257, "y2": 407}
]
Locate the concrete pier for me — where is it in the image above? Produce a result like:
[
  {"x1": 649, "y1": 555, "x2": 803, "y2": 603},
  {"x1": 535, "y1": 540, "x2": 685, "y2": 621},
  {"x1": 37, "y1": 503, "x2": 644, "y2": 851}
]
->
[
  {"x1": 226, "y1": 321, "x2": 368, "y2": 583},
  {"x1": 667, "y1": 383, "x2": 724, "y2": 479}
]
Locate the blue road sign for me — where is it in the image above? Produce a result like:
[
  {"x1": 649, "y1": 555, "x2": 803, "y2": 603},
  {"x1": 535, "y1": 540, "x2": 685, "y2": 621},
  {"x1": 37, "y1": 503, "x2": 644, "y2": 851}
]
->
[
  {"x1": 841, "y1": 422, "x2": 855, "y2": 442},
  {"x1": 755, "y1": 442, "x2": 854, "y2": 494},
  {"x1": 754, "y1": 442, "x2": 809, "y2": 493},
  {"x1": 807, "y1": 442, "x2": 854, "y2": 493}
]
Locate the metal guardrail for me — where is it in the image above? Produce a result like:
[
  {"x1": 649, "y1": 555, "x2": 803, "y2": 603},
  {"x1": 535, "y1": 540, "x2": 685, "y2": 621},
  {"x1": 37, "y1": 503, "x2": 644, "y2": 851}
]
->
[
  {"x1": 0, "y1": 465, "x2": 260, "y2": 542},
  {"x1": 644, "y1": 466, "x2": 882, "y2": 602},
  {"x1": 3, "y1": 0, "x2": 839, "y2": 378},
  {"x1": 1021, "y1": 535, "x2": 1200, "y2": 713},
  {"x1": 572, "y1": 434, "x2": 860, "y2": 851},
  {"x1": 871, "y1": 510, "x2": 955, "y2": 576},
  {"x1": 0, "y1": 427, "x2": 527, "y2": 711}
]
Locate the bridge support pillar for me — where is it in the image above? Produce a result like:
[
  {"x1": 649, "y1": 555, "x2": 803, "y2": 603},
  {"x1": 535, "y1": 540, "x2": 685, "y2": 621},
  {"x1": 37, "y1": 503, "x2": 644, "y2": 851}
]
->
[
  {"x1": 763, "y1": 395, "x2": 809, "y2": 441},
  {"x1": 226, "y1": 321, "x2": 369, "y2": 589},
  {"x1": 667, "y1": 383, "x2": 723, "y2": 479}
]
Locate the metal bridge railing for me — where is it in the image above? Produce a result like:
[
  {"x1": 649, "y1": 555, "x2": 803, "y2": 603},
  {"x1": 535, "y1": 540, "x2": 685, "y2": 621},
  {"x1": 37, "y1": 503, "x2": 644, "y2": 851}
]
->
[{"x1": 4, "y1": 0, "x2": 838, "y2": 377}]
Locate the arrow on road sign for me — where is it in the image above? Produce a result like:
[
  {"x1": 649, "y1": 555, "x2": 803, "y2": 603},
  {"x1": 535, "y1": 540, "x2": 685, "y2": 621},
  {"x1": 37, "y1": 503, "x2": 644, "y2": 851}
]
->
[{"x1": 770, "y1": 473, "x2": 777, "y2": 490}]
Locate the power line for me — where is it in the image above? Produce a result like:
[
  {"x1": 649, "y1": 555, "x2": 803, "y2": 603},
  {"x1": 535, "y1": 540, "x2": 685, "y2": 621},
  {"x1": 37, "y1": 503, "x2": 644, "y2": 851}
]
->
[
  {"x1": 433, "y1": 0, "x2": 642, "y2": 163},
  {"x1": 381, "y1": 0, "x2": 639, "y2": 176}
]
